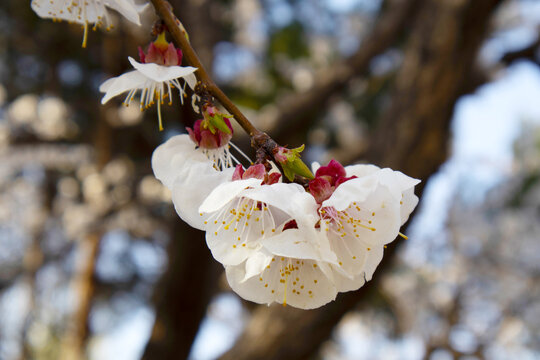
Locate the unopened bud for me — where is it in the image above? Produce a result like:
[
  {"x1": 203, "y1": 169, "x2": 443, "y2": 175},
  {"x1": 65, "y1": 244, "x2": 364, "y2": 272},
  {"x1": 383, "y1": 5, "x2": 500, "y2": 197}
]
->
[{"x1": 273, "y1": 145, "x2": 314, "y2": 181}]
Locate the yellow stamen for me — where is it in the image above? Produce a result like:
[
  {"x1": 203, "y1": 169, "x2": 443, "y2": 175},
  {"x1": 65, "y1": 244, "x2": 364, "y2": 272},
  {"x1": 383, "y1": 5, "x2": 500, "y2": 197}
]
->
[
  {"x1": 398, "y1": 232, "x2": 408, "y2": 240},
  {"x1": 82, "y1": 22, "x2": 88, "y2": 48},
  {"x1": 157, "y1": 93, "x2": 163, "y2": 131},
  {"x1": 283, "y1": 271, "x2": 288, "y2": 307}
]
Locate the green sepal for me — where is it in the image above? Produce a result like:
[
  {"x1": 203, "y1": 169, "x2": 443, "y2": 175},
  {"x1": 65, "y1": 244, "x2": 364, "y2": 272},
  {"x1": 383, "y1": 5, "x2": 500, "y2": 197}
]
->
[
  {"x1": 282, "y1": 166, "x2": 295, "y2": 182},
  {"x1": 289, "y1": 158, "x2": 314, "y2": 180},
  {"x1": 208, "y1": 113, "x2": 232, "y2": 134},
  {"x1": 201, "y1": 118, "x2": 216, "y2": 134},
  {"x1": 279, "y1": 144, "x2": 314, "y2": 181}
]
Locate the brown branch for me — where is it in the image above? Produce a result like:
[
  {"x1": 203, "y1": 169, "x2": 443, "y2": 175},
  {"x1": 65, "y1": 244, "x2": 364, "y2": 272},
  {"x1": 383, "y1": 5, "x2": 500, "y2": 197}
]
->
[
  {"x1": 149, "y1": 0, "x2": 302, "y2": 182},
  {"x1": 149, "y1": 0, "x2": 262, "y2": 139}
]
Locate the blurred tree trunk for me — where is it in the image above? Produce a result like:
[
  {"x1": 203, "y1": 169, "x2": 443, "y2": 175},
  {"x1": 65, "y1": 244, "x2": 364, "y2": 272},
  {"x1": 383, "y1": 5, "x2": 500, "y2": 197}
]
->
[
  {"x1": 142, "y1": 220, "x2": 222, "y2": 360},
  {"x1": 220, "y1": 1, "x2": 503, "y2": 359}
]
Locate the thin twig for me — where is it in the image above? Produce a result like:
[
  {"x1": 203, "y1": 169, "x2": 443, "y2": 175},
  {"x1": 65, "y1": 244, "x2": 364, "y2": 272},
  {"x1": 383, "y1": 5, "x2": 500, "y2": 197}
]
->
[
  {"x1": 148, "y1": 0, "x2": 300, "y2": 182},
  {"x1": 149, "y1": 0, "x2": 262, "y2": 139}
]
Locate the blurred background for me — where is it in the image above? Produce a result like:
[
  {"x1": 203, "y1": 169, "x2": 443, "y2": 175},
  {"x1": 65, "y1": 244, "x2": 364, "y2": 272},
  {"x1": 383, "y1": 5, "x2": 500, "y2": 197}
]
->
[{"x1": 1, "y1": 0, "x2": 540, "y2": 359}]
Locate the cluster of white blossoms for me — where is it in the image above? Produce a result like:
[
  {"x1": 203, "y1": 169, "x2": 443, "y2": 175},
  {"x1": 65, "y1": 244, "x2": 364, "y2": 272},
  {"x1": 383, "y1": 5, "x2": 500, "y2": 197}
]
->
[
  {"x1": 153, "y1": 133, "x2": 420, "y2": 309},
  {"x1": 31, "y1": 1, "x2": 420, "y2": 309}
]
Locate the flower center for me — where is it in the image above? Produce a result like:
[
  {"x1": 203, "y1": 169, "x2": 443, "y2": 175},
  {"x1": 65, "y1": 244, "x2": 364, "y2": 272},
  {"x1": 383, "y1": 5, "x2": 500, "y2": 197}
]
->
[
  {"x1": 320, "y1": 203, "x2": 377, "y2": 234},
  {"x1": 205, "y1": 197, "x2": 277, "y2": 248}
]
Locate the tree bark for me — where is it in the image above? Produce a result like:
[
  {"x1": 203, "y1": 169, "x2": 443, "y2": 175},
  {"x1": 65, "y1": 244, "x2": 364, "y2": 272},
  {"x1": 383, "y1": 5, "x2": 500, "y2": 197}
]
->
[{"x1": 142, "y1": 220, "x2": 222, "y2": 360}]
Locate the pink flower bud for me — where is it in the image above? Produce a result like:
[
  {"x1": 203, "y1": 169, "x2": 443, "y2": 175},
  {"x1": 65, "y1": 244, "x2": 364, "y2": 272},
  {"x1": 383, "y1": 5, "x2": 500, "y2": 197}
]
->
[
  {"x1": 145, "y1": 42, "x2": 163, "y2": 65},
  {"x1": 139, "y1": 34, "x2": 184, "y2": 67},
  {"x1": 199, "y1": 130, "x2": 220, "y2": 148},
  {"x1": 138, "y1": 46, "x2": 146, "y2": 63},
  {"x1": 335, "y1": 175, "x2": 357, "y2": 187},
  {"x1": 274, "y1": 147, "x2": 289, "y2": 163},
  {"x1": 186, "y1": 119, "x2": 233, "y2": 149},
  {"x1": 243, "y1": 164, "x2": 266, "y2": 180},
  {"x1": 163, "y1": 43, "x2": 180, "y2": 66},
  {"x1": 232, "y1": 163, "x2": 282, "y2": 184},
  {"x1": 308, "y1": 177, "x2": 333, "y2": 204},
  {"x1": 266, "y1": 172, "x2": 281, "y2": 185},
  {"x1": 315, "y1": 159, "x2": 346, "y2": 184},
  {"x1": 232, "y1": 164, "x2": 244, "y2": 180},
  {"x1": 308, "y1": 159, "x2": 357, "y2": 204}
]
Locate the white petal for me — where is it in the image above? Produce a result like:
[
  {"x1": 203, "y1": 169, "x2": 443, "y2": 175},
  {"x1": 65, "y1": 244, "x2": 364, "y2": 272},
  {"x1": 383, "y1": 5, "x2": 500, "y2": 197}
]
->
[
  {"x1": 400, "y1": 187, "x2": 419, "y2": 225},
  {"x1": 104, "y1": 0, "x2": 144, "y2": 25},
  {"x1": 371, "y1": 168, "x2": 420, "y2": 200},
  {"x1": 170, "y1": 161, "x2": 234, "y2": 230},
  {"x1": 199, "y1": 178, "x2": 261, "y2": 214},
  {"x1": 204, "y1": 197, "x2": 275, "y2": 266},
  {"x1": 32, "y1": 0, "x2": 144, "y2": 26},
  {"x1": 330, "y1": 269, "x2": 366, "y2": 292},
  {"x1": 260, "y1": 229, "x2": 321, "y2": 261},
  {"x1": 99, "y1": 70, "x2": 148, "y2": 104},
  {"x1": 151, "y1": 134, "x2": 206, "y2": 188},
  {"x1": 322, "y1": 176, "x2": 379, "y2": 211},
  {"x1": 344, "y1": 164, "x2": 380, "y2": 178},
  {"x1": 243, "y1": 250, "x2": 273, "y2": 281},
  {"x1": 326, "y1": 229, "x2": 370, "y2": 277},
  {"x1": 311, "y1": 161, "x2": 321, "y2": 174},
  {"x1": 205, "y1": 227, "x2": 261, "y2": 266},
  {"x1": 393, "y1": 170, "x2": 421, "y2": 191},
  {"x1": 362, "y1": 245, "x2": 384, "y2": 281},
  {"x1": 225, "y1": 257, "x2": 337, "y2": 309},
  {"x1": 184, "y1": 73, "x2": 198, "y2": 90},
  {"x1": 129, "y1": 57, "x2": 197, "y2": 83},
  {"x1": 373, "y1": 169, "x2": 420, "y2": 224},
  {"x1": 325, "y1": 245, "x2": 383, "y2": 292},
  {"x1": 353, "y1": 186, "x2": 401, "y2": 246},
  {"x1": 31, "y1": 0, "x2": 106, "y2": 24},
  {"x1": 241, "y1": 183, "x2": 319, "y2": 225},
  {"x1": 327, "y1": 185, "x2": 401, "y2": 247},
  {"x1": 374, "y1": 168, "x2": 408, "y2": 200}
]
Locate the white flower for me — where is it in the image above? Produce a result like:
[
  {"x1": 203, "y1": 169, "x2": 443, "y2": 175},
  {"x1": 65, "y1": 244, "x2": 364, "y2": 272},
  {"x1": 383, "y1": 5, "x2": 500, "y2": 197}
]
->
[
  {"x1": 154, "y1": 137, "x2": 420, "y2": 309},
  {"x1": 200, "y1": 178, "x2": 318, "y2": 265},
  {"x1": 100, "y1": 57, "x2": 197, "y2": 130},
  {"x1": 152, "y1": 134, "x2": 234, "y2": 230},
  {"x1": 199, "y1": 167, "x2": 343, "y2": 309},
  {"x1": 31, "y1": 0, "x2": 146, "y2": 47},
  {"x1": 186, "y1": 117, "x2": 240, "y2": 171},
  {"x1": 310, "y1": 160, "x2": 420, "y2": 292}
]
